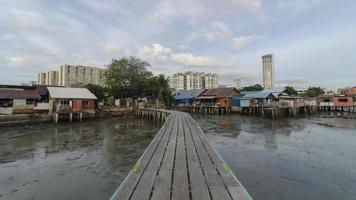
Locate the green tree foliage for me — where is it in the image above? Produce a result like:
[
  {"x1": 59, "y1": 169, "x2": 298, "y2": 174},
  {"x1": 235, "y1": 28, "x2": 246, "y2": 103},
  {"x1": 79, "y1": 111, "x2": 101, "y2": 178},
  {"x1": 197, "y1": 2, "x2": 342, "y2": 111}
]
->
[
  {"x1": 104, "y1": 56, "x2": 173, "y2": 106},
  {"x1": 85, "y1": 84, "x2": 106, "y2": 100},
  {"x1": 304, "y1": 87, "x2": 325, "y2": 98},
  {"x1": 241, "y1": 84, "x2": 264, "y2": 91},
  {"x1": 285, "y1": 86, "x2": 298, "y2": 96},
  {"x1": 155, "y1": 74, "x2": 174, "y2": 106},
  {"x1": 105, "y1": 57, "x2": 153, "y2": 98}
]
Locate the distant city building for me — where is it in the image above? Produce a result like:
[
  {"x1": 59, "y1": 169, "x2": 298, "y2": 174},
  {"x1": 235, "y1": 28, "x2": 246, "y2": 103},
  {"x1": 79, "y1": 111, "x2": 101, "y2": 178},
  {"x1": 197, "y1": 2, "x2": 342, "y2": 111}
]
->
[
  {"x1": 37, "y1": 72, "x2": 47, "y2": 85},
  {"x1": 58, "y1": 65, "x2": 106, "y2": 87},
  {"x1": 227, "y1": 78, "x2": 241, "y2": 89},
  {"x1": 170, "y1": 72, "x2": 218, "y2": 90},
  {"x1": 338, "y1": 86, "x2": 356, "y2": 95},
  {"x1": 262, "y1": 54, "x2": 275, "y2": 89},
  {"x1": 47, "y1": 70, "x2": 59, "y2": 86}
]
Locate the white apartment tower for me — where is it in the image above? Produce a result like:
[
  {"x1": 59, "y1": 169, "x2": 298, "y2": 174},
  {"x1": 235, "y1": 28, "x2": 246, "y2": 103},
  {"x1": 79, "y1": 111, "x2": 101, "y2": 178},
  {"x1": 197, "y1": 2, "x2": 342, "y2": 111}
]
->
[
  {"x1": 262, "y1": 54, "x2": 275, "y2": 89},
  {"x1": 47, "y1": 70, "x2": 59, "y2": 86},
  {"x1": 58, "y1": 65, "x2": 106, "y2": 87},
  {"x1": 37, "y1": 72, "x2": 47, "y2": 85},
  {"x1": 170, "y1": 72, "x2": 218, "y2": 90}
]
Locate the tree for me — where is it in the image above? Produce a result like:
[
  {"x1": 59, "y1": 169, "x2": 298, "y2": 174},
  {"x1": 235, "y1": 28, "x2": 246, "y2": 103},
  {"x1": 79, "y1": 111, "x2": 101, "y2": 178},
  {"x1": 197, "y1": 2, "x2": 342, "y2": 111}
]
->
[
  {"x1": 85, "y1": 84, "x2": 106, "y2": 100},
  {"x1": 155, "y1": 74, "x2": 174, "y2": 106},
  {"x1": 105, "y1": 57, "x2": 153, "y2": 98},
  {"x1": 241, "y1": 84, "x2": 264, "y2": 91},
  {"x1": 104, "y1": 56, "x2": 174, "y2": 106},
  {"x1": 304, "y1": 87, "x2": 324, "y2": 98},
  {"x1": 285, "y1": 86, "x2": 298, "y2": 96}
]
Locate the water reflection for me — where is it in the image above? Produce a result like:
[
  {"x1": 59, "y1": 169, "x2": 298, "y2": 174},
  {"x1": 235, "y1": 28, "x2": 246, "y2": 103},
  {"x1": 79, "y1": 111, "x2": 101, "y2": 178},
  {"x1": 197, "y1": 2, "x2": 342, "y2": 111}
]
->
[
  {"x1": 193, "y1": 114, "x2": 306, "y2": 148},
  {"x1": 194, "y1": 114, "x2": 356, "y2": 200},
  {"x1": 0, "y1": 117, "x2": 161, "y2": 200}
]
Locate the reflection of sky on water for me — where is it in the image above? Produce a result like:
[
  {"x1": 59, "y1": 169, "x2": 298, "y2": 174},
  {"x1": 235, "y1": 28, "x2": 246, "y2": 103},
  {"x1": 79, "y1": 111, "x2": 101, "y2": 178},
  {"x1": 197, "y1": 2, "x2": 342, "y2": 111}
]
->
[
  {"x1": 0, "y1": 118, "x2": 161, "y2": 200},
  {"x1": 194, "y1": 114, "x2": 356, "y2": 200}
]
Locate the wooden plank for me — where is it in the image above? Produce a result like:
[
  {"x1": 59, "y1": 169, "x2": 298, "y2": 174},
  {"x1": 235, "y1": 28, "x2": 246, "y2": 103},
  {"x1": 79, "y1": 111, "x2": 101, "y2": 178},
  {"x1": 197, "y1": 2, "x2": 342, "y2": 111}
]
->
[
  {"x1": 112, "y1": 114, "x2": 174, "y2": 200},
  {"x1": 182, "y1": 114, "x2": 211, "y2": 200},
  {"x1": 151, "y1": 113, "x2": 179, "y2": 199},
  {"x1": 171, "y1": 114, "x2": 189, "y2": 200},
  {"x1": 112, "y1": 110, "x2": 252, "y2": 200},
  {"x1": 130, "y1": 114, "x2": 177, "y2": 200},
  {"x1": 185, "y1": 116, "x2": 232, "y2": 200},
  {"x1": 191, "y1": 187, "x2": 211, "y2": 200},
  {"x1": 187, "y1": 115, "x2": 251, "y2": 200}
]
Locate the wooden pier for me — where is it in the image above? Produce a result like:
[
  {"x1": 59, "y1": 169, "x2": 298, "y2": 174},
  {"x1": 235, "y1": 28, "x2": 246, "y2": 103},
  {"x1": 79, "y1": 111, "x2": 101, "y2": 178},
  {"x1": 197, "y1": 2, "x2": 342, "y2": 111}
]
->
[
  {"x1": 172, "y1": 106, "x2": 232, "y2": 115},
  {"x1": 111, "y1": 109, "x2": 252, "y2": 200}
]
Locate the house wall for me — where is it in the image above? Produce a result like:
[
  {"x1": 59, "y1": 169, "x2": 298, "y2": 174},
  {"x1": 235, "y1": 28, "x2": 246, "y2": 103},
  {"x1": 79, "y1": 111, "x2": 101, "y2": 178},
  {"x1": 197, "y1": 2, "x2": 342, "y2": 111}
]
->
[
  {"x1": 0, "y1": 107, "x2": 13, "y2": 115},
  {"x1": 72, "y1": 100, "x2": 83, "y2": 112},
  {"x1": 319, "y1": 102, "x2": 334, "y2": 106},
  {"x1": 232, "y1": 98, "x2": 241, "y2": 107},
  {"x1": 82, "y1": 100, "x2": 95, "y2": 110},
  {"x1": 13, "y1": 99, "x2": 26, "y2": 106},
  {"x1": 332, "y1": 96, "x2": 353, "y2": 107},
  {"x1": 217, "y1": 97, "x2": 232, "y2": 107},
  {"x1": 305, "y1": 99, "x2": 317, "y2": 106},
  {"x1": 175, "y1": 99, "x2": 192, "y2": 106},
  {"x1": 240, "y1": 99, "x2": 250, "y2": 107}
]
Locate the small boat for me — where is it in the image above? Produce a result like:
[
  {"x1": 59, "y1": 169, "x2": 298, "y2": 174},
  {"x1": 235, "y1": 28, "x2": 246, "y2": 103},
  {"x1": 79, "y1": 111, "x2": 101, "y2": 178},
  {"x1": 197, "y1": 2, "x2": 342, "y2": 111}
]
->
[{"x1": 112, "y1": 111, "x2": 124, "y2": 117}]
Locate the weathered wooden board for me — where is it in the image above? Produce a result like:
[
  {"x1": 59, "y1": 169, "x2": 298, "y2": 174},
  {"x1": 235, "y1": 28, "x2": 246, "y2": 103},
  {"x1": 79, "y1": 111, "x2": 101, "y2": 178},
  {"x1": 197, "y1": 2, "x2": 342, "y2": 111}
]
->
[{"x1": 111, "y1": 109, "x2": 252, "y2": 200}]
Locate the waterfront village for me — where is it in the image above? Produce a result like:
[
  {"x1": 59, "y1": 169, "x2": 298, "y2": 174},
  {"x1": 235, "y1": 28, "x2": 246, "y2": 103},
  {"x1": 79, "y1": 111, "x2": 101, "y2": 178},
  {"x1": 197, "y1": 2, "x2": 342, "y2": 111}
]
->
[{"x1": 1, "y1": 54, "x2": 355, "y2": 125}]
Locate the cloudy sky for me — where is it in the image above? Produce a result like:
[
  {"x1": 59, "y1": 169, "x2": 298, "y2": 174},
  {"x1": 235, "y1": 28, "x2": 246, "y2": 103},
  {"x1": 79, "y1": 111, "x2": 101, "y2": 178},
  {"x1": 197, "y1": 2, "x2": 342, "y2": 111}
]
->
[{"x1": 1, "y1": 0, "x2": 355, "y2": 89}]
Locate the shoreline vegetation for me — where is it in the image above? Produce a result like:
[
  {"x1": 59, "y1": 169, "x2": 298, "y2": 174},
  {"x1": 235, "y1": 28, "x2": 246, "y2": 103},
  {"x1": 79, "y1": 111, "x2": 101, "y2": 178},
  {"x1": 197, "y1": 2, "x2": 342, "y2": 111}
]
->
[{"x1": 90, "y1": 56, "x2": 174, "y2": 108}]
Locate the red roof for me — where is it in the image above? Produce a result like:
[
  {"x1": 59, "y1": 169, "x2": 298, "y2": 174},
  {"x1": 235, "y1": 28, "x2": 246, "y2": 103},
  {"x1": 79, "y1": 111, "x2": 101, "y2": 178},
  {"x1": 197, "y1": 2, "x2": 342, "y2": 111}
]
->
[{"x1": 198, "y1": 88, "x2": 239, "y2": 98}]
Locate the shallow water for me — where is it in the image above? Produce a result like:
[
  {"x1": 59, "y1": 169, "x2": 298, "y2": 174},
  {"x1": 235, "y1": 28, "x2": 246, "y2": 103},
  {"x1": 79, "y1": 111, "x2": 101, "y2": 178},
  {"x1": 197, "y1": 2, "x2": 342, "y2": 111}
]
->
[
  {"x1": 0, "y1": 117, "x2": 161, "y2": 200},
  {"x1": 194, "y1": 114, "x2": 356, "y2": 200},
  {"x1": 1, "y1": 114, "x2": 356, "y2": 200}
]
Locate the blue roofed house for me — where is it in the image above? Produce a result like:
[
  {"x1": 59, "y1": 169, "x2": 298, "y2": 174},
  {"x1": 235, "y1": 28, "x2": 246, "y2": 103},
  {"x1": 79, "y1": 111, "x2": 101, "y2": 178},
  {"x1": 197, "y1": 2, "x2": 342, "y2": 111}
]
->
[
  {"x1": 232, "y1": 88, "x2": 289, "y2": 110},
  {"x1": 174, "y1": 89, "x2": 205, "y2": 106}
]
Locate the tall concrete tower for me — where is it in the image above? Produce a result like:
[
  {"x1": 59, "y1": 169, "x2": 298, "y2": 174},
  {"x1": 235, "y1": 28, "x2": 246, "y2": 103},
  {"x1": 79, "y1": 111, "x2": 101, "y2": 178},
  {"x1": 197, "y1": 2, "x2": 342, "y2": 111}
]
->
[{"x1": 262, "y1": 54, "x2": 274, "y2": 89}]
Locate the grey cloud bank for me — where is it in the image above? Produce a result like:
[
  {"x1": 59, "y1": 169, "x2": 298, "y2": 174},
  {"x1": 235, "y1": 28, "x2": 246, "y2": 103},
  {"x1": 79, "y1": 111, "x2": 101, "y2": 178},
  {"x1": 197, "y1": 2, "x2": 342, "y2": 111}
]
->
[{"x1": 0, "y1": 0, "x2": 355, "y2": 90}]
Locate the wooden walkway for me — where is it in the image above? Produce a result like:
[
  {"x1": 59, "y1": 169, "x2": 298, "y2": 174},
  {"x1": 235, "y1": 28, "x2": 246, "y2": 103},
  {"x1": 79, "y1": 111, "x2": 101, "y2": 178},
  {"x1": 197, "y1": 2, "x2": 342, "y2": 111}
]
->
[{"x1": 111, "y1": 110, "x2": 252, "y2": 200}]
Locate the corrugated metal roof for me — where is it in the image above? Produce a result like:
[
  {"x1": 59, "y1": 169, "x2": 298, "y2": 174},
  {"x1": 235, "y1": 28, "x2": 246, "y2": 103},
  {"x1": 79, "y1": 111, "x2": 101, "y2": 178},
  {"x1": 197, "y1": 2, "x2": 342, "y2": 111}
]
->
[
  {"x1": 47, "y1": 87, "x2": 97, "y2": 99},
  {"x1": 34, "y1": 85, "x2": 48, "y2": 96},
  {"x1": 241, "y1": 91, "x2": 273, "y2": 99},
  {"x1": 175, "y1": 89, "x2": 205, "y2": 100},
  {"x1": 198, "y1": 88, "x2": 239, "y2": 98},
  {"x1": 0, "y1": 89, "x2": 41, "y2": 99},
  {"x1": 240, "y1": 89, "x2": 287, "y2": 99}
]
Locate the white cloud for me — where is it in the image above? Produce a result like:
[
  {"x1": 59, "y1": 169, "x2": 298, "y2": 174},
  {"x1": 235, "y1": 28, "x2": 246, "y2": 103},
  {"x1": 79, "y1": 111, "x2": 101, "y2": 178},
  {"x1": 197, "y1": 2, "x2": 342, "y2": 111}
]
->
[
  {"x1": 146, "y1": 0, "x2": 261, "y2": 27},
  {"x1": 228, "y1": 0, "x2": 262, "y2": 10},
  {"x1": 5, "y1": 56, "x2": 26, "y2": 65},
  {"x1": 138, "y1": 43, "x2": 173, "y2": 62},
  {"x1": 277, "y1": 0, "x2": 324, "y2": 15},
  {"x1": 138, "y1": 43, "x2": 227, "y2": 67},
  {"x1": 232, "y1": 34, "x2": 259, "y2": 50},
  {"x1": 172, "y1": 53, "x2": 220, "y2": 66},
  {"x1": 205, "y1": 21, "x2": 233, "y2": 43}
]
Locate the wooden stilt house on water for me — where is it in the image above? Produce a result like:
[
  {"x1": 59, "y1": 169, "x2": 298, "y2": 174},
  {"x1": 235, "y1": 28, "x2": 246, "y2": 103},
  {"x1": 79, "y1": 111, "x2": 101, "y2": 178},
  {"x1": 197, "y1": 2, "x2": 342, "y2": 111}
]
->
[
  {"x1": 47, "y1": 87, "x2": 97, "y2": 123},
  {"x1": 193, "y1": 88, "x2": 239, "y2": 114},
  {"x1": 174, "y1": 89, "x2": 205, "y2": 106},
  {"x1": 0, "y1": 85, "x2": 41, "y2": 115}
]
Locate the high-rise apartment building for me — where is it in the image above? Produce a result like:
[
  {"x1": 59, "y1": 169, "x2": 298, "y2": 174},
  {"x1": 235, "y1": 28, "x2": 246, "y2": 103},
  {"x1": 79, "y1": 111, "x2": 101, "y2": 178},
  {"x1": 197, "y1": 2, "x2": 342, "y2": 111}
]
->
[
  {"x1": 262, "y1": 54, "x2": 275, "y2": 89},
  {"x1": 47, "y1": 70, "x2": 59, "y2": 86},
  {"x1": 170, "y1": 72, "x2": 218, "y2": 90},
  {"x1": 58, "y1": 65, "x2": 106, "y2": 87},
  {"x1": 37, "y1": 72, "x2": 47, "y2": 85}
]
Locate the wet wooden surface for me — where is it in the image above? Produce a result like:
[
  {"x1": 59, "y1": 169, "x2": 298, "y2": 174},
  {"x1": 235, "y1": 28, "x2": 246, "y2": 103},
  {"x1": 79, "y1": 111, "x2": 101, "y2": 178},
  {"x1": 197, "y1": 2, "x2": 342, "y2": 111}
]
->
[{"x1": 111, "y1": 110, "x2": 252, "y2": 200}]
